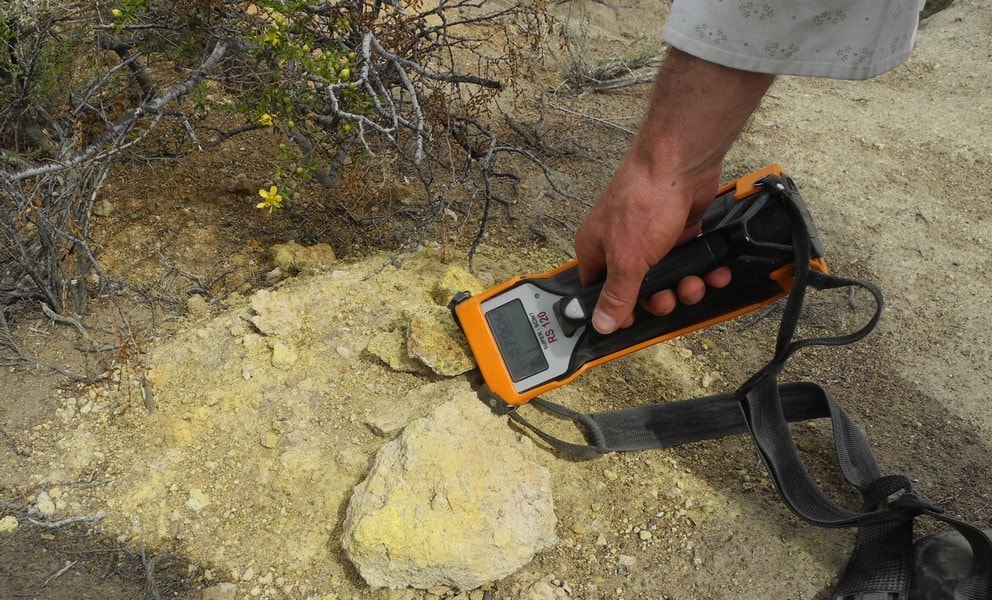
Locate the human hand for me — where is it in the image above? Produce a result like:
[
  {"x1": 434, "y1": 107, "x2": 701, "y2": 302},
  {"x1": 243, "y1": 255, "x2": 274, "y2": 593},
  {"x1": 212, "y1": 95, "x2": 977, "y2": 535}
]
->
[
  {"x1": 573, "y1": 156, "x2": 732, "y2": 335},
  {"x1": 572, "y1": 49, "x2": 773, "y2": 335}
]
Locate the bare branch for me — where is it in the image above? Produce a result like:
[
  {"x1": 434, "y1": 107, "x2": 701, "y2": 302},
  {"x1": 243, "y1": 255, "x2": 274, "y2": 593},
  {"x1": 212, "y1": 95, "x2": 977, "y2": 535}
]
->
[
  {"x1": 4, "y1": 40, "x2": 228, "y2": 184},
  {"x1": 27, "y1": 513, "x2": 106, "y2": 528}
]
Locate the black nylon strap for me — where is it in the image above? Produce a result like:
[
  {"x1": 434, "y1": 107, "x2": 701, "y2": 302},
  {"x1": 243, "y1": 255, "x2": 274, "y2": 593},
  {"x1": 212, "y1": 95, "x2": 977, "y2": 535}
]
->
[
  {"x1": 589, "y1": 381, "x2": 830, "y2": 450},
  {"x1": 833, "y1": 518, "x2": 914, "y2": 600},
  {"x1": 509, "y1": 382, "x2": 831, "y2": 459},
  {"x1": 739, "y1": 372, "x2": 893, "y2": 528},
  {"x1": 742, "y1": 181, "x2": 989, "y2": 599}
]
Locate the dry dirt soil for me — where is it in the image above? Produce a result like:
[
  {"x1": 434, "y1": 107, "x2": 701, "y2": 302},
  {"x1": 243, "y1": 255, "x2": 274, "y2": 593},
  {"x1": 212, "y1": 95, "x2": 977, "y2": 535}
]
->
[{"x1": 1, "y1": 1, "x2": 990, "y2": 599}]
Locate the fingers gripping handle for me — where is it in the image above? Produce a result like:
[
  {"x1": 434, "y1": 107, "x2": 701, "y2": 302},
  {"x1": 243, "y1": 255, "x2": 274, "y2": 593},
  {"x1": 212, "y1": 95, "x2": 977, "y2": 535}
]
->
[{"x1": 555, "y1": 232, "x2": 734, "y2": 337}]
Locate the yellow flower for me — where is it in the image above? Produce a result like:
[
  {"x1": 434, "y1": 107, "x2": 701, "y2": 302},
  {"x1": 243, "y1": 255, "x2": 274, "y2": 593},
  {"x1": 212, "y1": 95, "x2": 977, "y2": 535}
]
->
[
  {"x1": 258, "y1": 113, "x2": 274, "y2": 127},
  {"x1": 262, "y1": 28, "x2": 282, "y2": 46},
  {"x1": 111, "y1": 8, "x2": 123, "y2": 18},
  {"x1": 257, "y1": 186, "x2": 283, "y2": 213}
]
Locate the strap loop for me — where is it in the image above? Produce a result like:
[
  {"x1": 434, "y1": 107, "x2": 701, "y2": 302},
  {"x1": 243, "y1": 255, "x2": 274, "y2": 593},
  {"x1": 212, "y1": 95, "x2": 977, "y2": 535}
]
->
[
  {"x1": 889, "y1": 492, "x2": 944, "y2": 515},
  {"x1": 863, "y1": 476, "x2": 913, "y2": 510}
]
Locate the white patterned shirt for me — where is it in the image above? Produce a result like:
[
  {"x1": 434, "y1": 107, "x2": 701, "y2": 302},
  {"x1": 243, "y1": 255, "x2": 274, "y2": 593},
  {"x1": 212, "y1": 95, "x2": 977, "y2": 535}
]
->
[{"x1": 663, "y1": 0, "x2": 924, "y2": 79}]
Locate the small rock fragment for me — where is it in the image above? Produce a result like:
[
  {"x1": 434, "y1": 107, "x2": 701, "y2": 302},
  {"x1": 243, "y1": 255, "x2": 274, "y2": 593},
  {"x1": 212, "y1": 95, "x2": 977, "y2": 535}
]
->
[
  {"x1": 92, "y1": 199, "x2": 115, "y2": 217},
  {"x1": 249, "y1": 289, "x2": 299, "y2": 337},
  {"x1": 270, "y1": 241, "x2": 304, "y2": 272},
  {"x1": 186, "y1": 488, "x2": 210, "y2": 512},
  {"x1": 269, "y1": 339, "x2": 298, "y2": 369},
  {"x1": 433, "y1": 267, "x2": 487, "y2": 306},
  {"x1": 367, "y1": 330, "x2": 429, "y2": 374},
  {"x1": 0, "y1": 515, "x2": 18, "y2": 533},
  {"x1": 187, "y1": 294, "x2": 209, "y2": 318},
  {"x1": 293, "y1": 243, "x2": 336, "y2": 271},
  {"x1": 366, "y1": 412, "x2": 410, "y2": 438},
  {"x1": 520, "y1": 580, "x2": 570, "y2": 600},
  {"x1": 36, "y1": 491, "x2": 56, "y2": 517},
  {"x1": 202, "y1": 582, "x2": 239, "y2": 600},
  {"x1": 269, "y1": 241, "x2": 336, "y2": 273},
  {"x1": 405, "y1": 305, "x2": 476, "y2": 376}
]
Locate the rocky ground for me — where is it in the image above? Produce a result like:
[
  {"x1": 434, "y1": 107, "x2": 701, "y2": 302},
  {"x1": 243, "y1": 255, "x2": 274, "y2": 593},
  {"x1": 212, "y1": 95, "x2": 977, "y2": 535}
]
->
[{"x1": 1, "y1": 1, "x2": 990, "y2": 599}]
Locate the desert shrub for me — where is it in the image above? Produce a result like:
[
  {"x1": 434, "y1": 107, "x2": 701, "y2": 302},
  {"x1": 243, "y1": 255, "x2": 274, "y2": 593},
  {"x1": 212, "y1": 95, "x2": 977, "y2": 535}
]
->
[{"x1": 0, "y1": 0, "x2": 553, "y2": 329}]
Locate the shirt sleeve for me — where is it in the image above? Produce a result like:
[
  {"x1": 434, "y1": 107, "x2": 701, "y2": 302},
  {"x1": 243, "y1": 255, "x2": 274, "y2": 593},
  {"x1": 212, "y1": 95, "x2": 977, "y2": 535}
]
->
[{"x1": 662, "y1": 0, "x2": 924, "y2": 80}]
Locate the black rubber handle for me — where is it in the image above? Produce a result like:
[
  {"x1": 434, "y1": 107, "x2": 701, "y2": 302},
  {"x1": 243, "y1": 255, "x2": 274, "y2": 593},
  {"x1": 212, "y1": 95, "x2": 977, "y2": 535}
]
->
[
  {"x1": 553, "y1": 174, "x2": 817, "y2": 339},
  {"x1": 556, "y1": 231, "x2": 736, "y2": 336}
]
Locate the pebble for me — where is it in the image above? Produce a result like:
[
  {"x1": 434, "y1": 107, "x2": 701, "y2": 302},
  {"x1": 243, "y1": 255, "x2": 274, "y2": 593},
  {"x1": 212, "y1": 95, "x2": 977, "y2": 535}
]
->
[
  {"x1": 269, "y1": 340, "x2": 299, "y2": 369},
  {"x1": 187, "y1": 294, "x2": 209, "y2": 317},
  {"x1": 405, "y1": 305, "x2": 476, "y2": 376},
  {"x1": 186, "y1": 488, "x2": 210, "y2": 512},
  {"x1": 701, "y1": 371, "x2": 721, "y2": 389},
  {"x1": 366, "y1": 413, "x2": 408, "y2": 438},
  {"x1": 201, "y1": 582, "x2": 238, "y2": 600},
  {"x1": 36, "y1": 491, "x2": 56, "y2": 517},
  {"x1": 432, "y1": 266, "x2": 486, "y2": 305},
  {"x1": 0, "y1": 515, "x2": 18, "y2": 533},
  {"x1": 92, "y1": 199, "x2": 114, "y2": 217}
]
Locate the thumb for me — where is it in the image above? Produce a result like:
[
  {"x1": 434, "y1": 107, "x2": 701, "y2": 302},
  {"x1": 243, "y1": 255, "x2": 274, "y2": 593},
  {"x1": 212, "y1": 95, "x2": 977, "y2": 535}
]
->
[{"x1": 591, "y1": 268, "x2": 645, "y2": 334}]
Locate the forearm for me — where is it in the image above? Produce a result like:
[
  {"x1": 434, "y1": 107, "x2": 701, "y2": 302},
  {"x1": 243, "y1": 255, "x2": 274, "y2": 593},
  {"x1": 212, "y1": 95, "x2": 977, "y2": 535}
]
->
[{"x1": 630, "y1": 48, "x2": 775, "y2": 220}]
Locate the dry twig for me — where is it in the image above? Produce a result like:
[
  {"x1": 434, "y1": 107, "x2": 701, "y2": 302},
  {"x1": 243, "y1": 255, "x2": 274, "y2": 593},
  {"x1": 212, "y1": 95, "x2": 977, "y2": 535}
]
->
[
  {"x1": 27, "y1": 513, "x2": 106, "y2": 529},
  {"x1": 42, "y1": 560, "x2": 79, "y2": 588}
]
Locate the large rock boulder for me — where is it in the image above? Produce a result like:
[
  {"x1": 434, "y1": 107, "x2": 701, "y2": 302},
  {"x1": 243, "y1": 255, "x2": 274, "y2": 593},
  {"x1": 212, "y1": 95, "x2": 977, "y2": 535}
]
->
[{"x1": 342, "y1": 391, "x2": 557, "y2": 590}]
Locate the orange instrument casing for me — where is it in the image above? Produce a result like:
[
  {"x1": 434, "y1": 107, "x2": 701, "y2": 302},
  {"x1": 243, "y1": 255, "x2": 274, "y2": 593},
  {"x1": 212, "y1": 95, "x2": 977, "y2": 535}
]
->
[{"x1": 451, "y1": 165, "x2": 828, "y2": 407}]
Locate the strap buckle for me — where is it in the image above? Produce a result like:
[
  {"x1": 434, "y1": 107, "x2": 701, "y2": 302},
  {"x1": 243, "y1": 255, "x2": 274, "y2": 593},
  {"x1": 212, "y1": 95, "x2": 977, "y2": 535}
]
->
[
  {"x1": 835, "y1": 593, "x2": 901, "y2": 600},
  {"x1": 890, "y1": 491, "x2": 944, "y2": 514}
]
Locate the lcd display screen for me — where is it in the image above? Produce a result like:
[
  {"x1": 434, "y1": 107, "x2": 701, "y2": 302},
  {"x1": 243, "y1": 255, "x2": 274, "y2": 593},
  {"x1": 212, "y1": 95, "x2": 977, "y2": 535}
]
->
[{"x1": 485, "y1": 299, "x2": 548, "y2": 382}]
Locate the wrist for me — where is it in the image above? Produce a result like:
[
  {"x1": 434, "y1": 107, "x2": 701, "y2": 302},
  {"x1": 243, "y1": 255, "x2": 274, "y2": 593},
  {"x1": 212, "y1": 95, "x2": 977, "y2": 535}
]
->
[{"x1": 631, "y1": 48, "x2": 774, "y2": 195}]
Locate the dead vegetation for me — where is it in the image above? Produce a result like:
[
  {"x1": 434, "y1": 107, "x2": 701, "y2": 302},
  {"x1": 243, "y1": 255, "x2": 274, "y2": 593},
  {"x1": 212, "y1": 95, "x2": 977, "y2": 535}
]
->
[{"x1": 0, "y1": 1, "x2": 578, "y2": 372}]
